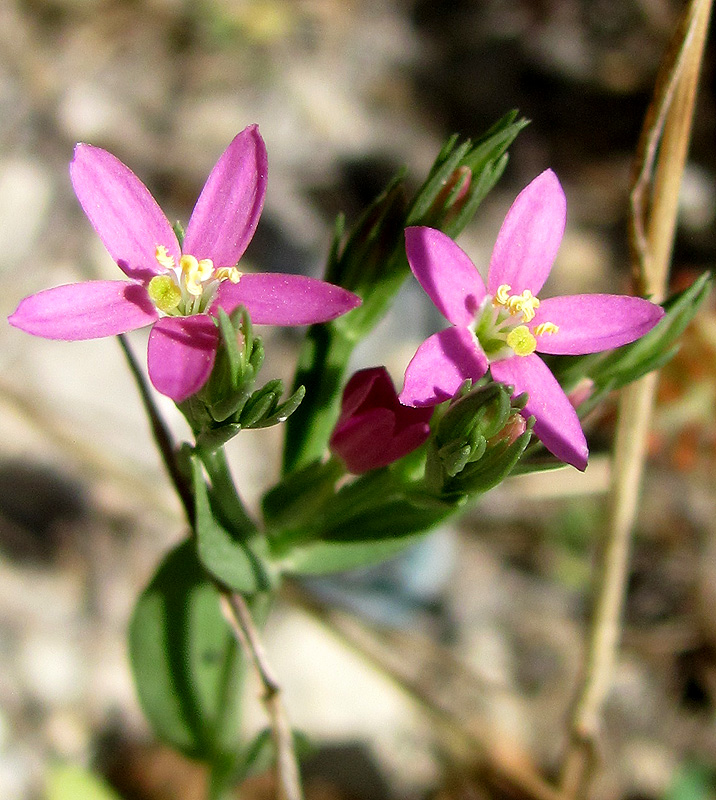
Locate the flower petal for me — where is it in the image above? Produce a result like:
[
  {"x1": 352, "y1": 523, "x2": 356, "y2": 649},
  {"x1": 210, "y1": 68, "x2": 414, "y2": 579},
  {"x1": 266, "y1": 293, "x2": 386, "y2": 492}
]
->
[
  {"x1": 70, "y1": 144, "x2": 179, "y2": 282},
  {"x1": 400, "y1": 326, "x2": 488, "y2": 407},
  {"x1": 533, "y1": 294, "x2": 665, "y2": 354},
  {"x1": 213, "y1": 273, "x2": 361, "y2": 325},
  {"x1": 490, "y1": 354, "x2": 588, "y2": 470},
  {"x1": 147, "y1": 315, "x2": 219, "y2": 402},
  {"x1": 405, "y1": 227, "x2": 486, "y2": 326},
  {"x1": 487, "y1": 169, "x2": 566, "y2": 296},
  {"x1": 183, "y1": 125, "x2": 268, "y2": 268},
  {"x1": 8, "y1": 281, "x2": 157, "y2": 339}
]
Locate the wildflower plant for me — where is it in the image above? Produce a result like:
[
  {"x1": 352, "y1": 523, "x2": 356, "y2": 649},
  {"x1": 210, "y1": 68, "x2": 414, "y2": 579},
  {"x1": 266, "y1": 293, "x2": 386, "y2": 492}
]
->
[{"x1": 8, "y1": 114, "x2": 711, "y2": 798}]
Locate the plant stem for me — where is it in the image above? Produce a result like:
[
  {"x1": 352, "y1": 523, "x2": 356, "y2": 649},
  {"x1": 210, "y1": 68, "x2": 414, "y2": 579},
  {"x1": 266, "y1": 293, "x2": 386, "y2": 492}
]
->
[
  {"x1": 198, "y1": 446, "x2": 258, "y2": 538},
  {"x1": 117, "y1": 333, "x2": 194, "y2": 524},
  {"x1": 220, "y1": 592, "x2": 303, "y2": 800},
  {"x1": 560, "y1": 2, "x2": 712, "y2": 797}
]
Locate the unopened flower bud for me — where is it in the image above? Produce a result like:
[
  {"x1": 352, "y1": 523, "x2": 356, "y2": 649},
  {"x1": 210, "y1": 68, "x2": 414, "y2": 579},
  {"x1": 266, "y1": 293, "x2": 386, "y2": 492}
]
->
[
  {"x1": 330, "y1": 367, "x2": 432, "y2": 474},
  {"x1": 487, "y1": 413, "x2": 527, "y2": 447},
  {"x1": 428, "y1": 166, "x2": 472, "y2": 226}
]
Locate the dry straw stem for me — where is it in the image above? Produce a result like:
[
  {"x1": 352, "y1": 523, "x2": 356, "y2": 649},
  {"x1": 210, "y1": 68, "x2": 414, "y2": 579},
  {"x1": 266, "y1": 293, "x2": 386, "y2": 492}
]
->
[
  {"x1": 560, "y1": 1, "x2": 713, "y2": 797},
  {"x1": 220, "y1": 592, "x2": 303, "y2": 800}
]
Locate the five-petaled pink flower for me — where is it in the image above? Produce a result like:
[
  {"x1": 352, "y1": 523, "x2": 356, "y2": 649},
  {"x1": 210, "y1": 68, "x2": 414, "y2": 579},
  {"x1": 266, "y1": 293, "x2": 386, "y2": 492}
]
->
[
  {"x1": 9, "y1": 125, "x2": 361, "y2": 402},
  {"x1": 399, "y1": 169, "x2": 664, "y2": 470},
  {"x1": 330, "y1": 367, "x2": 432, "y2": 474}
]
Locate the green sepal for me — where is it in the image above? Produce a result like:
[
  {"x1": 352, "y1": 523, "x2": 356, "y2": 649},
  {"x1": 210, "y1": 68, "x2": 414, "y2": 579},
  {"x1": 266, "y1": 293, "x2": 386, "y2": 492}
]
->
[
  {"x1": 216, "y1": 308, "x2": 246, "y2": 386},
  {"x1": 173, "y1": 220, "x2": 185, "y2": 248},
  {"x1": 442, "y1": 424, "x2": 533, "y2": 499},
  {"x1": 238, "y1": 381, "x2": 306, "y2": 430},
  {"x1": 128, "y1": 540, "x2": 246, "y2": 760},
  {"x1": 191, "y1": 454, "x2": 272, "y2": 594},
  {"x1": 425, "y1": 382, "x2": 518, "y2": 493},
  {"x1": 196, "y1": 422, "x2": 244, "y2": 452},
  {"x1": 250, "y1": 385, "x2": 306, "y2": 429},
  {"x1": 239, "y1": 379, "x2": 282, "y2": 428}
]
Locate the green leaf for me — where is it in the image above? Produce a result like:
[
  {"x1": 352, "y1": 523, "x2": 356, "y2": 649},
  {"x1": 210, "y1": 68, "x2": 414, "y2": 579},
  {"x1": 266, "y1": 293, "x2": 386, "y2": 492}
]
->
[
  {"x1": 666, "y1": 763, "x2": 716, "y2": 800},
  {"x1": 548, "y1": 271, "x2": 713, "y2": 395},
  {"x1": 128, "y1": 540, "x2": 245, "y2": 759},
  {"x1": 273, "y1": 471, "x2": 456, "y2": 575},
  {"x1": 233, "y1": 728, "x2": 314, "y2": 784},
  {"x1": 262, "y1": 458, "x2": 343, "y2": 533},
  {"x1": 277, "y1": 529, "x2": 432, "y2": 575},
  {"x1": 191, "y1": 455, "x2": 270, "y2": 594},
  {"x1": 46, "y1": 764, "x2": 122, "y2": 800}
]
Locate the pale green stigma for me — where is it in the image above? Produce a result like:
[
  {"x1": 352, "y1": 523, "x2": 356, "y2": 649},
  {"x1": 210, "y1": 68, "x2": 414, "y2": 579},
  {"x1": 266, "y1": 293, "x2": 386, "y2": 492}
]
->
[
  {"x1": 148, "y1": 275, "x2": 182, "y2": 313},
  {"x1": 506, "y1": 325, "x2": 537, "y2": 357}
]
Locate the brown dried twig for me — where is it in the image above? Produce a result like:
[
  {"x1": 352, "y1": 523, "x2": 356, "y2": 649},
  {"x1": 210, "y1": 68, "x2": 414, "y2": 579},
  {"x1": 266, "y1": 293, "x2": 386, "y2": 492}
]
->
[{"x1": 560, "y1": 2, "x2": 713, "y2": 798}]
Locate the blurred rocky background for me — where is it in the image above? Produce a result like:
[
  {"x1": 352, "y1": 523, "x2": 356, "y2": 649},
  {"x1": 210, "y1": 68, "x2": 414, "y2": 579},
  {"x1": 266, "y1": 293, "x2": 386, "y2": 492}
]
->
[{"x1": 1, "y1": 1, "x2": 715, "y2": 799}]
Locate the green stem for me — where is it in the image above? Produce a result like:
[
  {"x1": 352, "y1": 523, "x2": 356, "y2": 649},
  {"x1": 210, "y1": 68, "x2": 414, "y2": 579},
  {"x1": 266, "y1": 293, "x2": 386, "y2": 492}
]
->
[
  {"x1": 282, "y1": 325, "x2": 355, "y2": 475},
  {"x1": 198, "y1": 446, "x2": 257, "y2": 538}
]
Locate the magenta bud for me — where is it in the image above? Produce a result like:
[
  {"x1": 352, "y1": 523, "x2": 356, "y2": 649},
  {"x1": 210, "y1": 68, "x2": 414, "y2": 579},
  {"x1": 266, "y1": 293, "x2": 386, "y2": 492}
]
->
[
  {"x1": 430, "y1": 165, "x2": 472, "y2": 223},
  {"x1": 567, "y1": 378, "x2": 595, "y2": 409},
  {"x1": 487, "y1": 413, "x2": 527, "y2": 447},
  {"x1": 329, "y1": 367, "x2": 433, "y2": 474}
]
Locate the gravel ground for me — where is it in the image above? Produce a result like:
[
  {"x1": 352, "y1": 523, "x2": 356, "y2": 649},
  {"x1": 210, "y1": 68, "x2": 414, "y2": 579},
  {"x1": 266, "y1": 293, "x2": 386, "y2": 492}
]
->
[{"x1": 1, "y1": 1, "x2": 715, "y2": 799}]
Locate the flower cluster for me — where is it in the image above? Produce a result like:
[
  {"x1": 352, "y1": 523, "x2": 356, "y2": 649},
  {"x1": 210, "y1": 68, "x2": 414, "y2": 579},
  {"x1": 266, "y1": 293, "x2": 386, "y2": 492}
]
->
[
  {"x1": 9, "y1": 133, "x2": 665, "y2": 472},
  {"x1": 9, "y1": 125, "x2": 360, "y2": 402}
]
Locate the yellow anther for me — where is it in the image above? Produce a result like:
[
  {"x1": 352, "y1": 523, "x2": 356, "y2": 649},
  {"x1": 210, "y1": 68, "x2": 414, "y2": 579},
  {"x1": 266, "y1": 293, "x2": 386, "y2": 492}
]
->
[
  {"x1": 534, "y1": 321, "x2": 559, "y2": 336},
  {"x1": 493, "y1": 285, "x2": 541, "y2": 322},
  {"x1": 494, "y1": 284, "x2": 512, "y2": 306},
  {"x1": 505, "y1": 289, "x2": 540, "y2": 322},
  {"x1": 155, "y1": 245, "x2": 176, "y2": 270},
  {"x1": 147, "y1": 274, "x2": 182, "y2": 312},
  {"x1": 180, "y1": 254, "x2": 215, "y2": 296},
  {"x1": 506, "y1": 325, "x2": 537, "y2": 357},
  {"x1": 215, "y1": 267, "x2": 242, "y2": 284}
]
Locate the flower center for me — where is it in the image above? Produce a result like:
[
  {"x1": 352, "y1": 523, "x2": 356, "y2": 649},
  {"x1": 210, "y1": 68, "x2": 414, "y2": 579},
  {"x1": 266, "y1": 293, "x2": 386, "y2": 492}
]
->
[
  {"x1": 473, "y1": 283, "x2": 559, "y2": 360},
  {"x1": 148, "y1": 246, "x2": 242, "y2": 316}
]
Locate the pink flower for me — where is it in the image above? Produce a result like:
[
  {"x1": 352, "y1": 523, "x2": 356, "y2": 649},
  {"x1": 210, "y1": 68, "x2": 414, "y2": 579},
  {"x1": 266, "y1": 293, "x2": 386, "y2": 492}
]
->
[
  {"x1": 399, "y1": 169, "x2": 664, "y2": 470},
  {"x1": 330, "y1": 367, "x2": 432, "y2": 474},
  {"x1": 9, "y1": 125, "x2": 361, "y2": 402}
]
